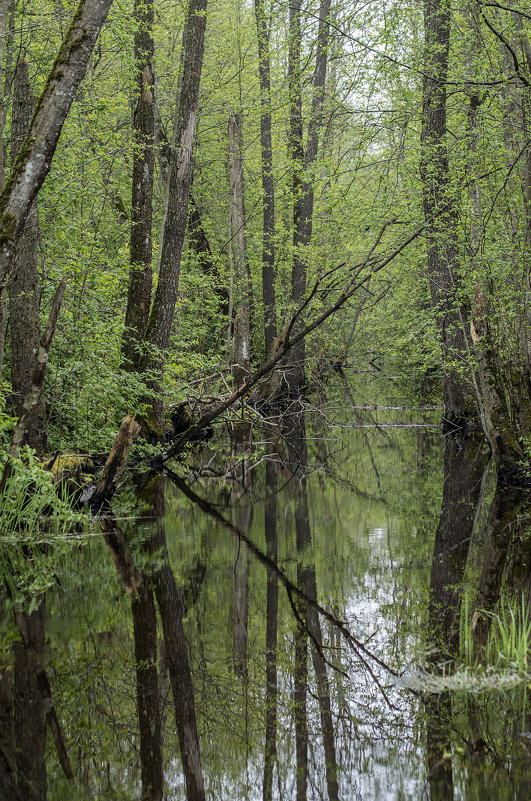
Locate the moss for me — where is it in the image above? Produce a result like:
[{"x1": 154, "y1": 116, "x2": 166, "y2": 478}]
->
[{"x1": 0, "y1": 212, "x2": 17, "y2": 245}]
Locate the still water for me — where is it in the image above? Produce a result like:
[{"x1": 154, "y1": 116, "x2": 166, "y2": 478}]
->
[{"x1": 2, "y1": 380, "x2": 531, "y2": 799}]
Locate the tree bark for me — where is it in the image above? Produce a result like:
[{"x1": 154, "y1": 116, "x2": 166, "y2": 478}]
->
[
  {"x1": 139, "y1": 0, "x2": 208, "y2": 434},
  {"x1": 253, "y1": 0, "x2": 276, "y2": 354},
  {"x1": 288, "y1": 0, "x2": 331, "y2": 392},
  {"x1": 90, "y1": 414, "x2": 141, "y2": 508},
  {"x1": 8, "y1": 61, "x2": 45, "y2": 452},
  {"x1": 420, "y1": 0, "x2": 475, "y2": 425},
  {"x1": 122, "y1": 0, "x2": 155, "y2": 366},
  {"x1": 228, "y1": 110, "x2": 252, "y2": 388},
  {"x1": 0, "y1": 280, "x2": 65, "y2": 492},
  {"x1": 0, "y1": 0, "x2": 114, "y2": 288},
  {"x1": 0, "y1": 0, "x2": 12, "y2": 379}
]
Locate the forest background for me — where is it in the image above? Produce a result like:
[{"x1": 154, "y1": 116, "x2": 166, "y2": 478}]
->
[{"x1": 1, "y1": 0, "x2": 531, "y2": 482}]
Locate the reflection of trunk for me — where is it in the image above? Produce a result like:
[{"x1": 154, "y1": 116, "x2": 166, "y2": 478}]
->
[
  {"x1": 142, "y1": 479, "x2": 205, "y2": 801},
  {"x1": 132, "y1": 582, "x2": 163, "y2": 801},
  {"x1": 428, "y1": 432, "x2": 488, "y2": 652},
  {"x1": 288, "y1": 413, "x2": 338, "y2": 801},
  {"x1": 425, "y1": 693, "x2": 453, "y2": 801},
  {"x1": 263, "y1": 459, "x2": 277, "y2": 801},
  {"x1": 122, "y1": 0, "x2": 155, "y2": 366},
  {"x1": 293, "y1": 599, "x2": 308, "y2": 801},
  {"x1": 9, "y1": 61, "x2": 45, "y2": 452},
  {"x1": 228, "y1": 111, "x2": 252, "y2": 387},
  {"x1": 232, "y1": 454, "x2": 253, "y2": 678},
  {"x1": 13, "y1": 602, "x2": 47, "y2": 800},
  {"x1": 472, "y1": 487, "x2": 527, "y2": 645},
  {"x1": 233, "y1": 535, "x2": 249, "y2": 679}
]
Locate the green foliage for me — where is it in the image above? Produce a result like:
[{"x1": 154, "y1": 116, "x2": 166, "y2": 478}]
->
[{"x1": 0, "y1": 447, "x2": 84, "y2": 606}]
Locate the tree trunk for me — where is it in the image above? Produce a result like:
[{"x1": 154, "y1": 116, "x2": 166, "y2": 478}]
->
[
  {"x1": 420, "y1": 0, "x2": 476, "y2": 425},
  {"x1": 0, "y1": 0, "x2": 12, "y2": 379},
  {"x1": 8, "y1": 61, "x2": 45, "y2": 453},
  {"x1": 253, "y1": 0, "x2": 276, "y2": 354},
  {"x1": 288, "y1": 0, "x2": 331, "y2": 392},
  {"x1": 228, "y1": 110, "x2": 252, "y2": 387},
  {"x1": 122, "y1": 0, "x2": 155, "y2": 367},
  {"x1": 90, "y1": 414, "x2": 141, "y2": 508},
  {"x1": 139, "y1": 0, "x2": 208, "y2": 435},
  {"x1": 0, "y1": 280, "x2": 65, "y2": 492},
  {"x1": 0, "y1": 0, "x2": 114, "y2": 288}
]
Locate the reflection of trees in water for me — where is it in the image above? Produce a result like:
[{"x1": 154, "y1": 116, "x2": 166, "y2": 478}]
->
[
  {"x1": 287, "y1": 411, "x2": 339, "y2": 801},
  {"x1": 425, "y1": 425, "x2": 531, "y2": 800}
]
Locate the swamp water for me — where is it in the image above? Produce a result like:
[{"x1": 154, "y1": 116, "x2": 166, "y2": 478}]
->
[{"x1": 1, "y1": 378, "x2": 531, "y2": 800}]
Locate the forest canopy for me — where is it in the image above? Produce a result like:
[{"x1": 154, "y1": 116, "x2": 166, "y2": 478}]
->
[{"x1": 1, "y1": 0, "x2": 531, "y2": 477}]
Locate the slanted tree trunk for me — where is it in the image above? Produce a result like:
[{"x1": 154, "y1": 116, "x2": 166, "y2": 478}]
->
[
  {"x1": 139, "y1": 0, "x2": 208, "y2": 436},
  {"x1": 122, "y1": 0, "x2": 155, "y2": 367},
  {"x1": 420, "y1": 0, "x2": 476, "y2": 426},
  {"x1": 253, "y1": 0, "x2": 276, "y2": 354},
  {"x1": 228, "y1": 110, "x2": 252, "y2": 387},
  {"x1": 0, "y1": 0, "x2": 114, "y2": 288},
  {"x1": 8, "y1": 61, "x2": 45, "y2": 452},
  {"x1": 0, "y1": 0, "x2": 12, "y2": 379}
]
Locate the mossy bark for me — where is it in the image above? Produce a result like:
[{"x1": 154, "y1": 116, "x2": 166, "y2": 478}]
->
[{"x1": 0, "y1": 0, "x2": 113, "y2": 288}]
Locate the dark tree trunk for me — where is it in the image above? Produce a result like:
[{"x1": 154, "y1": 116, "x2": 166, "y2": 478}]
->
[
  {"x1": 288, "y1": 0, "x2": 331, "y2": 392},
  {"x1": 472, "y1": 487, "x2": 527, "y2": 645},
  {"x1": 0, "y1": 0, "x2": 114, "y2": 288},
  {"x1": 420, "y1": 0, "x2": 475, "y2": 425},
  {"x1": 139, "y1": 0, "x2": 208, "y2": 435},
  {"x1": 8, "y1": 61, "x2": 45, "y2": 453},
  {"x1": 253, "y1": 0, "x2": 276, "y2": 354},
  {"x1": 0, "y1": 0, "x2": 12, "y2": 379},
  {"x1": 122, "y1": 0, "x2": 155, "y2": 366}
]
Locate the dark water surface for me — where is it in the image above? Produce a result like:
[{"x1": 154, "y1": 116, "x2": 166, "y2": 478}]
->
[{"x1": 2, "y1": 380, "x2": 531, "y2": 799}]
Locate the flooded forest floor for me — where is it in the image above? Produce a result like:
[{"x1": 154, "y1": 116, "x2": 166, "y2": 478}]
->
[{"x1": 1, "y1": 373, "x2": 531, "y2": 800}]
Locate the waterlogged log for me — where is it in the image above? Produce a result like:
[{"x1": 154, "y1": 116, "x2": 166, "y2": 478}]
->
[{"x1": 91, "y1": 414, "x2": 141, "y2": 508}]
